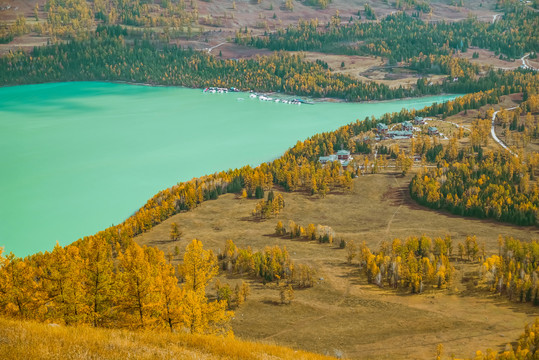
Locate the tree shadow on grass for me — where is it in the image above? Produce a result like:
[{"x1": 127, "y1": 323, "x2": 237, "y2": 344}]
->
[{"x1": 261, "y1": 299, "x2": 282, "y2": 306}]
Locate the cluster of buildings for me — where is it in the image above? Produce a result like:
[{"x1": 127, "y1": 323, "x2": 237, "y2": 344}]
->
[
  {"x1": 319, "y1": 150, "x2": 353, "y2": 169},
  {"x1": 317, "y1": 117, "x2": 440, "y2": 168},
  {"x1": 375, "y1": 117, "x2": 438, "y2": 139},
  {"x1": 413, "y1": 116, "x2": 427, "y2": 125},
  {"x1": 376, "y1": 121, "x2": 413, "y2": 139}
]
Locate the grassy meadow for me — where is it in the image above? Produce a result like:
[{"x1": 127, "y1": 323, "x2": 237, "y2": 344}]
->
[
  {"x1": 135, "y1": 168, "x2": 538, "y2": 359},
  {"x1": 0, "y1": 317, "x2": 337, "y2": 360}
]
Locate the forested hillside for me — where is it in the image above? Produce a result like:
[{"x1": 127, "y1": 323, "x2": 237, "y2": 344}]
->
[{"x1": 236, "y1": 6, "x2": 538, "y2": 61}]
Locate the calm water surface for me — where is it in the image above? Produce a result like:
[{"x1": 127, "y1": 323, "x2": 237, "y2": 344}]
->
[{"x1": 0, "y1": 82, "x2": 458, "y2": 256}]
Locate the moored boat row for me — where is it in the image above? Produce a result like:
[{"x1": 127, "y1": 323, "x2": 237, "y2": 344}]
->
[
  {"x1": 204, "y1": 87, "x2": 311, "y2": 105},
  {"x1": 203, "y1": 87, "x2": 240, "y2": 93},
  {"x1": 249, "y1": 93, "x2": 304, "y2": 105}
]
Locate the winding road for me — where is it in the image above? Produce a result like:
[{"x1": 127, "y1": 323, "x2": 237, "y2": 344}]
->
[
  {"x1": 520, "y1": 53, "x2": 538, "y2": 71},
  {"x1": 491, "y1": 107, "x2": 518, "y2": 156},
  {"x1": 206, "y1": 42, "x2": 227, "y2": 54}
]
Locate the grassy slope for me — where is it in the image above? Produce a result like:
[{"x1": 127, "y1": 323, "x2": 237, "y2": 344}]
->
[
  {"x1": 0, "y1": 317, "x2": 337, "y2": 360},
  {"x1": 136, "y1": 169, "x2": 538, "y2": 360}
]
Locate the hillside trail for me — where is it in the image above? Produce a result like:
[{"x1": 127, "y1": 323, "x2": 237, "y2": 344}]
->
[
  {"x1": 384, "y1": 174, "x2": 406, "y2": 239},
  {"x1": 262, "y1": 260, "x2": 353, "y2": 341},
  {"x1": 491, "y1": 107, "x2": 518, "y2": 156}
]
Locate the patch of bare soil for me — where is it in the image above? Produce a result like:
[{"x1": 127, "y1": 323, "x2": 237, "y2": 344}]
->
[
  {"x1": 458, "y1": 47, "x2": 522, "y2": 70},
  {"x1": 426, "y1": 0, "x2": 499, "y2": 23},
  {"x1": 0, "y1": 0, "x2": 38, "y2": 21},
  {"x1": 0, "y1": 32, "x2": 48, "y2": 55}
]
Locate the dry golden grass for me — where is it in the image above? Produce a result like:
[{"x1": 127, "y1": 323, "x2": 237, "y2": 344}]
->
[
  {"x1": 0, "y1": 317, "x2": 338, "y2": 360},
  {"x1": 136, "y1": 164, "x2": 538, "y2": 359}
]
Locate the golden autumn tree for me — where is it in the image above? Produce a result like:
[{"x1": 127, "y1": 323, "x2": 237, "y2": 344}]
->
[
  {"x1": 79, "y1": 237, "x2": 115, "y2": 327},
  {"x1": 180, "y1": 239, "x2": 218, "y2": 294},
  {"x1": 41, "y1": 243, "x2": 88, "y2": 325},
  {"x1": 178, "y1": 239, "x2": 232, "y2": 335},
  {"x1": 170, "y1": 222, "x2": 182, "y2": 241},
  {"x1": 0, "y1": 252, "x2": 42, "y2": 320},
  {"x1": 145, "y1": 245, "x2": 185, "y2": 332},
  {"x1": 275, "y1": 220, "x2": 285, "y2": 236},
  {"x1": 115, "y1": 242, "x2": 161, "y2": 329}
]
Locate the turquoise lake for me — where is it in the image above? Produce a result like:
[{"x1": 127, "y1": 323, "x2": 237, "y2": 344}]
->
[{"x1": 0, "y1": 82, "x2": 458, "y2": 257}]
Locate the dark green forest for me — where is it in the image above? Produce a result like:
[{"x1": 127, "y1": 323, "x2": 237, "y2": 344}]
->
[{"x1": 236, "y1": 8, "x2": 538, "y2": 62}]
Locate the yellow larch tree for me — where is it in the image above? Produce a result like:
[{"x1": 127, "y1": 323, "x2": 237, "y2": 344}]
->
[
  {"x1": 178, "y1": 239, "x2": 232, "y2": 335},
  {"x1": 41, "y1": 243, "x2": 88, "y2": 325},
  {"x1": 180, "y1": 239, "x2": 218, "y2": 294},
  {"x1": 150, "y1": 246, "x2": 185, "y2": 332},
  {"x1": 0, "y1": 253, "x2": 43, "y2": 320},
  {"x1": 115, "y1": 242, "x2": 161, "y2": 329},
  {"x1": 79, "y1": 237, "x2": 115, "y2": 327}
]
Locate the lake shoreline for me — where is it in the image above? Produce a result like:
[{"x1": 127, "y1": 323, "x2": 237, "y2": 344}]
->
[
  {"x1": 106, "y1": 80, "x2": 461, "y2": 105},
  {"x1": 0, "y1": 79, "x2": 458, "y2": 105},
  {"x1": 0, "y1": 82, "x2": 458, "y2": 256}
]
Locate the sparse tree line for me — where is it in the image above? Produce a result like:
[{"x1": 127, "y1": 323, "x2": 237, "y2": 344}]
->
[
  {"x1": 0, "y1": 15, "x2": 31, "y2": 44},
  {"x1": 348, "y1": 236, "x2": 455, "y2": 293},
  {"x1": 393, "y1": 0, "x2": 431, "y2": 12},
  {"x1": 347, "y1": 234, "x2": 488, "y2": 293},
  {"x1": 220, "y1": 240, "x2": 314, "y2": 288},
  {"x1": 275, "y1": 220, "x2": 336, "y2": 245},
  {"x1": 252, "y1": 190, "x2": 285, "y2": 219},
  {"x1": 481, "y1": 237, "x2": 539, "y2": 305},
  {"x1": 302, "y1": 0, "x2": 332, "y2": 10},
  {"x1": 0, "y1": 239, "x2": 232, "y2": 334},
  {"x1": 92, "y1": 0, "x2": 198, "y2": 29},
  {"x1": 214, "y1": 279, "x2": 251, "y2": 310},
  {"x1": 236, "y1": 6, "x2": 538, "y2": 61},
  {"x1": 409, "y1": 54, "x2": 481, "y2": 78}
]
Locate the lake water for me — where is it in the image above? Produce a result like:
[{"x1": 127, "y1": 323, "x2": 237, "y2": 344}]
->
[{"x1": 0, "y1": 82, "x2": 458, "y2": 257}]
